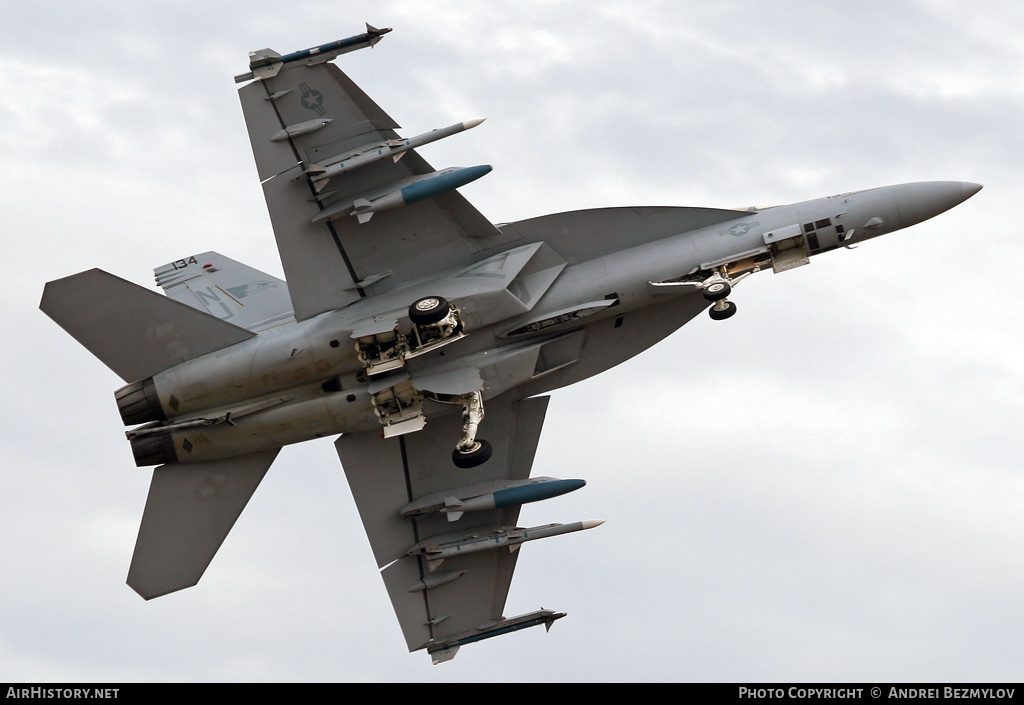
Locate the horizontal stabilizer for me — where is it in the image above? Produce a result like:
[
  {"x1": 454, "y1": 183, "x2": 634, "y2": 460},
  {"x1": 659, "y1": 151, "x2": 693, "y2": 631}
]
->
[
  {"x1": 41, "y1": 269, "x2": 256, "y2": 383},
  {"x1": 127, "y1": 448, "x2": 280, "y2": 600}
]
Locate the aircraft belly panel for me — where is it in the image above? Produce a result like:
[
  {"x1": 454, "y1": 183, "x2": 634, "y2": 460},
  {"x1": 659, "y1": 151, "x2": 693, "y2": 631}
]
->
[{"x1": 522, "y1": 293, "x2": 708, "y2": 397}]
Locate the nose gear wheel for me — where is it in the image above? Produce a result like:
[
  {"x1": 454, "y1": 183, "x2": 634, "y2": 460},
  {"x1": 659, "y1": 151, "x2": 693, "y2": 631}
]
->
[
  {"x1": 709, "y1": 300, "x2": 737, "y2": 320},
  {"x1": 701, "y1": 269, "x2": 742, "y2": 320}
]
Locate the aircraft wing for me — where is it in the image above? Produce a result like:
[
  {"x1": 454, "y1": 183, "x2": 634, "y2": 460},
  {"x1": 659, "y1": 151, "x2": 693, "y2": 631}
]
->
[
  {"x1": 336, "y1": 391, "x2": 566, "y2": 662},
  {"x1": 237, "y1": 33, "x2": 520, "y2": 322}
]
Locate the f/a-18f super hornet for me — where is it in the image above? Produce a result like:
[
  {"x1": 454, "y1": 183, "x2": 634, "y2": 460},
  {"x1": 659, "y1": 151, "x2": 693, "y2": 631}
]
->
[{"x1": 40, "y1": 25, "x2": 981, "y2": 663}]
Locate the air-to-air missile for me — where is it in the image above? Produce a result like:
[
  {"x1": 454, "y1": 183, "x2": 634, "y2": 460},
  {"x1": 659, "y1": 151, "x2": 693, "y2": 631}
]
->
[
  {"x1": 233, "y1": 23, "x2": 393, "y2": 83},
  {"x1": 408, "y1": 520, "x2": 604, "y2": 571},
  {"x1": 302, "y1": 118, "x2": 487, "y2": 189},
  {"x1": 426, "y1": 609, "x2": 567, "y2": 664},
  {"x1": 401, "y1": 477, "x2": 587, "y2": 522}
]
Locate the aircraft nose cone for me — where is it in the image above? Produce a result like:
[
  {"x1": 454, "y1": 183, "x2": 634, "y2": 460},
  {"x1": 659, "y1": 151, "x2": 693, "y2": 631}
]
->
[
  {"x1": 894, "y1": 181, "x2": 981, "y2": 228},
  {"x1": 962, "y1": 182, "x2": 983, "y2": 199}
]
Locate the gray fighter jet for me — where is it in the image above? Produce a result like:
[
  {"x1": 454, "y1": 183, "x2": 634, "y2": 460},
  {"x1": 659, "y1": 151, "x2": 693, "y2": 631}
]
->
[{"x1": 39, "y1": 25, "x2": 981, "y2": 663}]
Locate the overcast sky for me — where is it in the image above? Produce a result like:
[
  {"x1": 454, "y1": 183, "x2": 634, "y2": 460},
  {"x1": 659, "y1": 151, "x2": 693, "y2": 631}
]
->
[{"x1": 3, "y1": 0, "x2": 1023, "y2": 683}]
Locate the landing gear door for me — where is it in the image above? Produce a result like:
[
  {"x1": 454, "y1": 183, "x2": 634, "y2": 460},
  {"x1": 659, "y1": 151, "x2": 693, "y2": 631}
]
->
[{"x1": 763, "y1": 224, "x2": 810, "y2": 273}]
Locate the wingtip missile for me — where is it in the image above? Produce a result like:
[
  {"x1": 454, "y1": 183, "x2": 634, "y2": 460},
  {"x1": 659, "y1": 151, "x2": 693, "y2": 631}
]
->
[
  {"x1": 235, "y1": 24, "x2": 393, "y2": 83},
  {"x1": 426, "y1": 609, "x2": 567, "y2": 664},
  {"x1": 364, "y1": 23, "x2": 393, "y2": 40}
]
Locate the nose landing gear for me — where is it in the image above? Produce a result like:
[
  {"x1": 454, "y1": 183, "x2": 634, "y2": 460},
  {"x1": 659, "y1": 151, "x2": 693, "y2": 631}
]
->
[
  {"x1": 701, "y1": 272, "x2": 739, "y2": 321},
  {"x1": 708, "y1": 299, "x2": 738, "y2": 320}
]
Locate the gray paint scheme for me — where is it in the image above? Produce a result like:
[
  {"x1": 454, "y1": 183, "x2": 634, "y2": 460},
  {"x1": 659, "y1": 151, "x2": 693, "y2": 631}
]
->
[
  {"x1": 154, "y1": 251, "x2": 295, "y2": 332},
  {"x1": 127, "y1": 448, "x2": 280, "y2": 599},
  {"x1": 37, "y1": 28, "x2": 982, "y2": 662},
  {"x1": 40, "y1": 269, "x2": 256, "y2": 384},
  {"x1": 238, "y1": 60, "x2": 516, "y2": 321}
]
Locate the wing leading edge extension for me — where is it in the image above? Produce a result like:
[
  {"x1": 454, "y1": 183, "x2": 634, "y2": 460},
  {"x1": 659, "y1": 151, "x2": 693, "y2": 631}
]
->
[{"x1": 336, "y1": 391, "x2": 594, "y2": 662}]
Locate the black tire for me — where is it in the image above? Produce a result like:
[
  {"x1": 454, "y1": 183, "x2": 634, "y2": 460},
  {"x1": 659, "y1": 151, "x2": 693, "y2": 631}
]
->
[
  {"x1": 702, "y1": 281, "x2": 732, "y2": 302},
  {"x1": 409, "y1": 296, "x2": 451, "y2": 325},
  {"x1": 452, "y1": 439, "x2": 493, "y2": 468},
  {"x1": 708, "y1": 301, "x2": 737, "y2": 320}
]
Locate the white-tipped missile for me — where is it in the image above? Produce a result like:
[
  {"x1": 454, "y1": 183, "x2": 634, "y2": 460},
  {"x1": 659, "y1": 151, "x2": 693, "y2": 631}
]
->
[
  {"x1": 305, "y1": 118, "x2": 486, "y2": 188},
  {"x1": 408, "y1": 520, "x2": 604, "y2": 571}
]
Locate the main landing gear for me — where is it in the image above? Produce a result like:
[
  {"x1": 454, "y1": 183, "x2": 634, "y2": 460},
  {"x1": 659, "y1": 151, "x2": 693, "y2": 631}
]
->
[
  {"x1": 409, "y1": 298, "x2": 491, "y2": 467},
  {"x1": 361, "y1": 294, "x2": 492, "y2": 469},
  {"x1": 450, "y1": 390, "x2": 492, "y2": 468},
  {"x1": 408, "y1": 301, "x2": 491, "y2": 468},
  {"x1": 427, "y1": 390, "x2": 493, "y2": 469}
]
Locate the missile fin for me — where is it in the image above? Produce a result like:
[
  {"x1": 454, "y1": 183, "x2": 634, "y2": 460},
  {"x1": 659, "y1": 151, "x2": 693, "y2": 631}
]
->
[
  {"x1": 353, "y1": 198, "x2": 374, "y2": 224},
  {"x1": 442, "y1": 496, "x2": 464, "y2": 522}
]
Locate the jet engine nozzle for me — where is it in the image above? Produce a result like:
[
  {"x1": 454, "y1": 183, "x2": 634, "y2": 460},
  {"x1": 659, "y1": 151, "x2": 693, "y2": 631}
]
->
[{"x1": 115, "y1": 378, "x2": 165, "y2": 426}]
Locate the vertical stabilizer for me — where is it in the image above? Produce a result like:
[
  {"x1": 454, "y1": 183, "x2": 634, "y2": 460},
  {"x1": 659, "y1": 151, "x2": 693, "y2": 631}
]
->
[{"x1": 154, "y1": 252, "x2": 295, "y2": 332}]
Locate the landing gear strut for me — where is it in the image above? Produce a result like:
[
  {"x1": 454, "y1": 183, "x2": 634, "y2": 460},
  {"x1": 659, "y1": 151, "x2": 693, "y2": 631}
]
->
[
  {"x1": 702, "y1": 280, "x2": 732, "y2": 301},
  {"x1": 709, "y1": 300, "x2": 737, "y2": 320},
  {"x1": 700, "y1": 270, "x2": 741, "y2": 321},
  {"x1": 450, "y1": 390, "x2": 492, "y2": 468}
]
